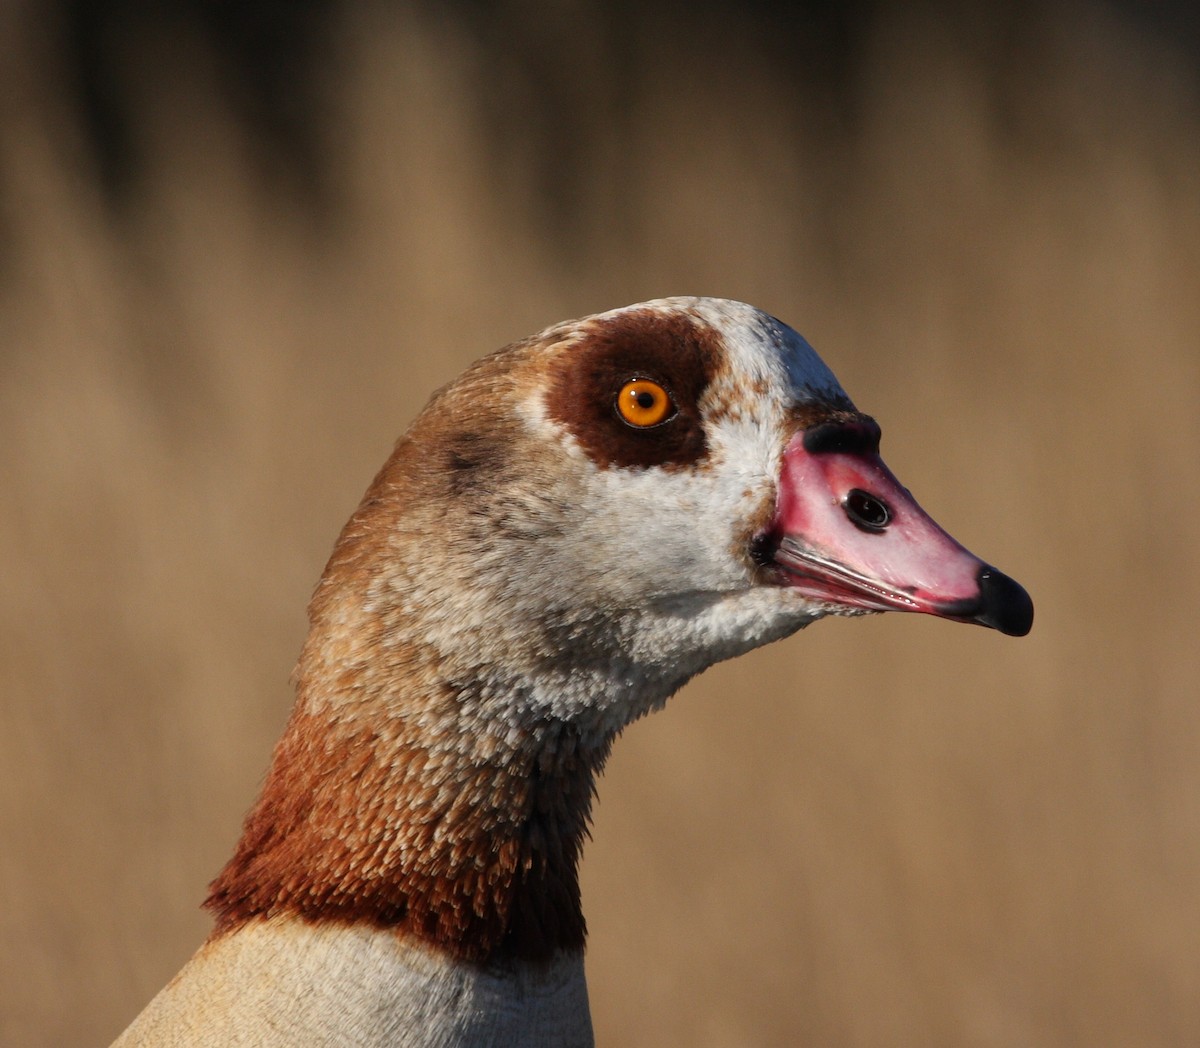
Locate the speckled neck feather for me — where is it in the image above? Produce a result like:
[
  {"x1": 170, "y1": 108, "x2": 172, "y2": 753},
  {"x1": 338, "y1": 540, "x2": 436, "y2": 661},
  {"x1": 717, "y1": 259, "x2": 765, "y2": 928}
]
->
[
  {"x1": 206, "y1": 707, "x2": 605, "y2": 964},
  {"x1": 206, "y1": 437, "x2": 612, "y2": 965}
]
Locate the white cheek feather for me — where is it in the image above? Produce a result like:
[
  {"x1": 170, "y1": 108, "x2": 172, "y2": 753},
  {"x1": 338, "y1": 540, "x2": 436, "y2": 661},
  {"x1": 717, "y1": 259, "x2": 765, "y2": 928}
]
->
[{"x1": 518, "y1": 374, "x2": 768, "y2": 608}]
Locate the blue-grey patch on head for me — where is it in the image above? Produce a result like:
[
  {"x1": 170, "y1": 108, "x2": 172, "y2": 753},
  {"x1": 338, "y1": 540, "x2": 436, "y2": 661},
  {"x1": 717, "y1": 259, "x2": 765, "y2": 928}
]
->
[{"x1": 756, "y1": 312, "x2": 853, "y2": 408}]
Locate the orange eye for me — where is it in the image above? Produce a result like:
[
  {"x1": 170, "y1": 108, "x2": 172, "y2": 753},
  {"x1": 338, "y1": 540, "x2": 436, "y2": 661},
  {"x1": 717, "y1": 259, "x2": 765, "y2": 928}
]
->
[{"x1": 616, "y1": 379, "x2": 674, "y2": 428}]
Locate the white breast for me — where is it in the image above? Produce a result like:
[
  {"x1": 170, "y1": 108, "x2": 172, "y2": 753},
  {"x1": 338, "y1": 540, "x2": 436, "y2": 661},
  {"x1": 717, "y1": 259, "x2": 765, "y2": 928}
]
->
[{"x1": 113, "y1": 920, "x2": 593, "y2": 1048}]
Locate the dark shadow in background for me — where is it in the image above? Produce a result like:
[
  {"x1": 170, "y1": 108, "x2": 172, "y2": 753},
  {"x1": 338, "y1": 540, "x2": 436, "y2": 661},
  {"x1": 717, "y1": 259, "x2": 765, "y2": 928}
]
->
[
  {"x1": 21, "y1": 0, "x2": 1200, "y2": 250},
  {"x1": 47, "y1": 0, "x2": 880, "y2": 228}
]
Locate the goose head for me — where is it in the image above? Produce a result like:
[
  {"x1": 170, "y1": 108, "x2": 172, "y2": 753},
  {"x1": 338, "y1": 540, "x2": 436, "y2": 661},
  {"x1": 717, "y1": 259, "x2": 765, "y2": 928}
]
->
[
  {"x1": 312, "y1": 298, "x2": 1029, "y2": 734},
  {"x1": 206, "y1": 296, "x2": 1031, "y2": 968}
]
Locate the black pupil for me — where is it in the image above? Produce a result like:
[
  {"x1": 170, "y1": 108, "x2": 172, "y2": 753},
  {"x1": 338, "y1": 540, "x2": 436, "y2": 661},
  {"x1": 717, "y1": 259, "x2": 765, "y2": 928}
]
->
[
  {"x1": 634, "y1": 390, "x2": 657, "y2": 409},
  {"x1": 845, "y1": 489, "x2": 891, "y2": 531}
]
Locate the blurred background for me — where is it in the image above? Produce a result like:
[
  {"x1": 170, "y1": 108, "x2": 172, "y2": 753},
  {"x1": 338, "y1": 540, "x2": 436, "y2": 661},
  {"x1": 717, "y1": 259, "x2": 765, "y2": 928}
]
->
[{"x1": 2, "y1": 1, "x2": 1198, "y2": 1044}]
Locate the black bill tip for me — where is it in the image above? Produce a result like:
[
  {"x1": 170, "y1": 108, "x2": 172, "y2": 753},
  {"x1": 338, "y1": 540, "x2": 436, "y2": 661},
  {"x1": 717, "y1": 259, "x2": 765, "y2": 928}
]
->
[{"x1": 973, "y1": 566, "x2": 1034, "y2": 637}]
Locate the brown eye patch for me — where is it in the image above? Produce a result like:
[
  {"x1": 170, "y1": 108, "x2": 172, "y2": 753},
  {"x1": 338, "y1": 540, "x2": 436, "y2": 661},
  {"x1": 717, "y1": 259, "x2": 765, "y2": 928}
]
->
[{"x1": 545, "y1": 308, "x2": 721, "y2": 470}]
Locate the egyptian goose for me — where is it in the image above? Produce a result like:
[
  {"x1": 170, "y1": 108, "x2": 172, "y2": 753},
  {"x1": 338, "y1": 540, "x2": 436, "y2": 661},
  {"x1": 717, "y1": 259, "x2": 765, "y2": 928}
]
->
[{"x1": 111, "y1": 298, "x2": 1031, "y2": 1047}]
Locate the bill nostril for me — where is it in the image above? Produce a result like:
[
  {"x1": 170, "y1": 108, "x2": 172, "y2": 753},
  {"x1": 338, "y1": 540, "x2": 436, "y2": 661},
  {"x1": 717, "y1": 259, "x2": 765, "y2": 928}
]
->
[{"x1": 843, "y1": 489, "x2": 891, "y2": 533}]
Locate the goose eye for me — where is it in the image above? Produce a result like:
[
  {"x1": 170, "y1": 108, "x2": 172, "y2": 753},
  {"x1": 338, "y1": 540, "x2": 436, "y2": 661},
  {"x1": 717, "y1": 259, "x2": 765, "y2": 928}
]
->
[{"x1": 616, "y1": 379, "x2": 674, "y2": 428}]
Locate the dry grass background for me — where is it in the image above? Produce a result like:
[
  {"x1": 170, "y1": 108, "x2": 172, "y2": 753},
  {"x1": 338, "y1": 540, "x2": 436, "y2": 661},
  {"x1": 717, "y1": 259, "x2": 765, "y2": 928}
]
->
[{"x1": 2, "y1": 1, "x2": 1198, "y2": 1045}]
